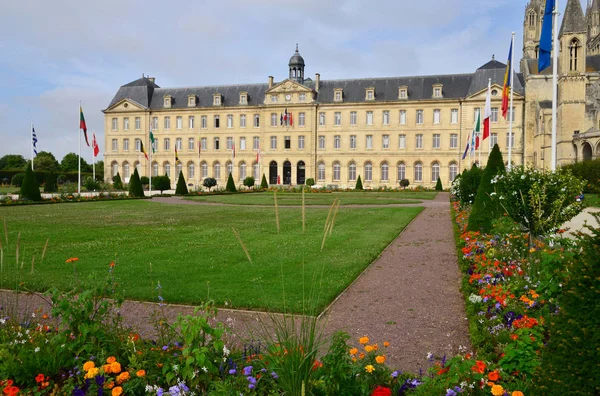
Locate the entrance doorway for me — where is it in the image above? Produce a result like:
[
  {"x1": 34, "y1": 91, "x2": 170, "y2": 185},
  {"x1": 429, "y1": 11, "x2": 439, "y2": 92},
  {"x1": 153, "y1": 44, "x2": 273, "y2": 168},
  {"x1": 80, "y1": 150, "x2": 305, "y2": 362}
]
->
[
  {"x1": 269, "y1": 161, "x2": 278, "y2": 184},
  {"x1": 283, "y1": 161, "x2": 292, "y2": 185},
  {"x1": 583, "y1": 142, "x2": 593, "y2": 161},
  {"x1": 297, "y1": 161, "x2": 306, "y2": 185}
]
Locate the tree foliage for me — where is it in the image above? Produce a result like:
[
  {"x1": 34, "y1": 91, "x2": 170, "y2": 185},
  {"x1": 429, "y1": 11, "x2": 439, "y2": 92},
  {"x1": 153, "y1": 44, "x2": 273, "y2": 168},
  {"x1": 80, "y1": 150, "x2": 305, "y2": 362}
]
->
[
  {"x1": 152, "y1": 175, "x2": 171, "y2": 193},
  {"x1": 20, "y1": 163, "x2": 42, "y2": 201},
  {"x1": 355, "y1": 175, "x2": 363, "y2": 190},
  {"x1": 43, "y1": 173, "x2": 58, "y2": 193},
  {"x1": 305, "y1": 178, "x2": 315, "y2": 187},
  {"x1": 225, "y1": 172, "x2": 237, "y2": 192},
  {"x1": 61, "y1": 152, "x2": 91, "y2": 173},
  {"x1": 399, "y1": 179, "x2": 410, "y2": 189},
  {"x1": 112, "y1": 173, "x2": 124, "y2": 190},
  {"x1": 203, "y1": 177, "x2": 217, "y2": 191},
  {"x1": 175, "y1": 171, "x2": 188, "y2": 195},
  {"x1": 435, "y1": 177, "x2": 443, "y2": 191},
  {"x1": 243, "y1": 176, "x2": 255, "y2": 189},
  {"x1": 0, "y1": 154, "x2": 27, "y2": 170},
  {"x1": 456, "y1": 164, "x2": 482, "y2": 206},
  {"x1": 128, "y1": 168, "x2": 145, "y2": 197},
  {"x1": 33, "y1": 151, "x2": 60, "y2": 172}
]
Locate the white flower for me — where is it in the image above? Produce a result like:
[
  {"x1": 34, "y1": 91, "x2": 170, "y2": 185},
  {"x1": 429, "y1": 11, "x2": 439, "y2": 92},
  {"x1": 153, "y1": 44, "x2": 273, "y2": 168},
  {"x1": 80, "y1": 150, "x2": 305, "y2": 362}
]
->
[
  {"x1": 145, "y1": 385, "x2": 154, "y2": 393},
  {"x1": 173, "y1": 364, "x2": 179, "y2": 371},
  {"x1": 60, "y1": 344, "x2": 65, "y2": 348},
  {"x1": 427, "y1": 352, "x2": 433, "y2": 360},
  {"x1": 202, "y1": 366, "x2": 208, "y2": 373},
  {"x1": 469, "y1": 294, "x2": 483, "y2": 304},
  {"x1": 34, "y1": 347, "x2": 40, "y2": 353},
  {"x1": 521, "y1": 175, "x2": 526, "y2": 180},
  {"x1": 0, "y1": 318, "x2": 5, "y2": 325},
  {"x1": 223, "y1": 346, "x2": 230, "y2": 356},
  {"x1": 31, "y1": 313, "x2": 36, "y2": 318}
]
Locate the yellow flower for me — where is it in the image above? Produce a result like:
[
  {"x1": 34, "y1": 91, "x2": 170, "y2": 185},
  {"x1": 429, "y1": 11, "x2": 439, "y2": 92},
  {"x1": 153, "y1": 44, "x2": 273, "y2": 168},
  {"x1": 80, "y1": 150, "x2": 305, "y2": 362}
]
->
[
  {"x1": 84, "y1": 367, "x2": 99, "y2": 379},
  {"x1": 359, "y1": 336, "x2": 369, "y2": 345},
  {"x1": 110, "y1": 362, "x2": 121, "y2": 374},
  {"x1": 106, "y1": 356, "x2": 116, "y2": 364},
  {"x1": 365, "y1": 345, "x2": 375, "y2": 353},
  {"x1": 83, "y1": 361, "x2": 95, "y2": 372},
  {"x1": 375, "y1": 355, "x2": 386, "y2": 364},
  {"x1": 112, "y1": 386, "x2": 123, "y2": 396},
  {"x1": 365, "y1": 364, "x2": 375, "y2": 373},
  {"x1": 349, "y1": 348, "x2": 358, "y2": 356},
  {"x1": 491, "y1": 384, "x2": 505, "y2": 396}
]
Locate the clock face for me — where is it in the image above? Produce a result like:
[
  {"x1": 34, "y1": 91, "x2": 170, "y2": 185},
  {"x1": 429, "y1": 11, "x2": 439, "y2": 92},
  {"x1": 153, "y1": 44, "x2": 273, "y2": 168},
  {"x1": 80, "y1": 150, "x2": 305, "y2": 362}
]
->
[{"x1": 285, "y1": 94, "x2": 292, "y2": 101}]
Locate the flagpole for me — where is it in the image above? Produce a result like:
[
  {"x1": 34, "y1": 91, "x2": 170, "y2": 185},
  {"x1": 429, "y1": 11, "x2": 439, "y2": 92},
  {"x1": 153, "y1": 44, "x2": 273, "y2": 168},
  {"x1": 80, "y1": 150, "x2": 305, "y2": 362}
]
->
[
  {"x1": 488, "y1": 78, "x2": 492, "y2": 159},
  {"x1": 31, "y1": 121, "x2": 34, "y2": 171},
  {"x1": 78, "y1": 101, "x2": 81, "y2": 194},
  {"x1": 149, "y1": 120, "x2": 152, "y2": 196},
  {"x1": 508, "y1": 32, "x2": 515, "y2": 170},
  {"x1": 93, "y1": 130, "x2": 96, "y2": 185},
  {"x1": 478, "y1": 107, "x2": 482, "y2": 166},
  {"x1": 551, "y1": 0, "x2": 559, "y2": 171}
]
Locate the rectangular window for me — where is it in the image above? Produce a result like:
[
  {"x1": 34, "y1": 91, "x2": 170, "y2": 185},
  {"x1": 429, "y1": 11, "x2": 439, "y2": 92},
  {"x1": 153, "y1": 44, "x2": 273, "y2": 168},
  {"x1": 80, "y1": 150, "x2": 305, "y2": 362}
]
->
[
  {"x1": 433, "y1": 109, "x2": 441, "y2": 124},
  {"x1": 298, "y1": 93, "x2": 306, "y2": 101},
  {"x1": 240, "y1": 94, "x2": 247, "y2": 104},
  {"x1": 152, "y1": 117, "x2": 159, "y2": 130},
  {"x1": 189, "y1": 116, "x2": 194, "y2": 129},
  {"x1": 111, "y1": 139, "x2": 118, "y2": 152},
  {"x1": 214, "y1": 115, "x2": 220, "y2": 128},
  {"x1": 135, "y1": 117, "x2": 141, "y2": 130},
  {"x1": 398, "y1": 134, "x2": 406, "y2": 149},
  {"x1": 382, "y1": 134, "x2": 390, "y2": 149},
  {"x1": 318, "y1": 135, "x2": 325, "y2": 150},
  {"x1": 434, "y1": 87, "x2": 441, "y2": 97},
  {"x1": 270, "y1": 94, "x2": 278, "y2": 103},
  {"x1": 253, "y1": 136, "x2": 260, "y2": 150},
  {"x1": 123, "y1": 138, "x2": 129, "y2": 151},
  {"x1": 319, "y1": 112, "x2": 325, "y2": 126},
  {"x1": 240, "y1": 137, "x2": 246, "y2": 150},
  {"x1": 334, "y1": 135, "x2": 341, "y2": 149},
  {"x1": 134, "y1": 140, "x2": 141, "y2": 152},
  {"x1": 176, "y1": 138, "x2": 182, "y2": 150},
  {"x1": 123, "y1": 117, "x2": 129, "y2": 130},
  {"x1": 270, "y1": 136, "x2": 277, "y2": 150},
  {"x1": 227, "y1": 137, "x2": 233, "y2": 150},
  {"x1": 112, "y1": 118, "x2": 118, "y2": 131},
  {"x1": 201, "y1": 137, "x2": 207, "y2": 151},
  {"x1": 433, "y1": 134, "x2": 441, "y2": 149},
  {"x1": 254, "y1": 114, "x2": 260, "y2": 127},
  {"x1": 176, "y1": 116, "x2": 182, "y2": 129},
  {"x1": 214, "y1": 137, "x2": 220, "y2": 150},
  {"x1": 416, "y1": 110, "x2": 423, "y2": 125},
  {"x1": 214, "y1": 96, "x2": 221, "y2": 105},
  {"x1": 335, "y1": 91, "x2": 342, "y2": 101},
  {"x1": 366, "y1": 135, "x2": 373, "y2": 149},
  {"x1": 164, "y1": 116, "x2": 171, "y2": 130},
  {"x1": 334, "y1": 112, "x2": 341, "y2": 126},
  {"x1": 201, "y1": 116, "x2": 207, "y2": 129},
  {"x1": 240, "y1": 114, "x2": 246, "y2": 128},
  {"x1": 299, "y1": 112, "x2": 305, "y2": 127},
  {"x1": 491, "y1": 133, "x2": 498, "y2": 147},
  {"x1": 383, "y1": 111, "x2": 390, "y2": 125},
  {"x1": 298, "y1": 135, "x2": 305, "y2": 149},
  {"x1": 399, "y1": 110, "x2": 406, "y2": 125},
  {"x1": 271, "y1": 113, "x2": 278, "y2": 127},
  {"x1": 227, "y1": 114, "x2": 233, "y2": 128},
  {"x1": 450, "y1": 133, "x2": 458, "y2": 149},
  {"x1": 416, "y1": 134, "x2": 423, "y2": 149},
  {"x1": 491, "y1": 107, "x2": 499, "y2": 123},
  {"x1": 164, "y1": 138, "x2": 170, "y2": 151},
  {"x1": 284, "y1": 136, "x2": 291, "y2": 149},
  {"x1": 350, "y1": 135, "x2": 357, "y2": 149},
  {"x1": 451, "y1": 109, "x2": 458, "y2": 124},
  {"x1": 188, "y1": 138, "x2": 195, "y2": 150},
  {"x1": 509, "y1": 107, "x2": 516, "y2": 122},
  {"x1": 350, "y1": 111, "x2": 357, "y2": 126},
  {"x1": 506, "y1": 133, "x2": 515, "y2": 148},
  {"x1": 367, "y1": 90, "x2": 374, "y2": 100},
  {"x1": 366, "y1": 111, "x2": 373, "y2": 125}
]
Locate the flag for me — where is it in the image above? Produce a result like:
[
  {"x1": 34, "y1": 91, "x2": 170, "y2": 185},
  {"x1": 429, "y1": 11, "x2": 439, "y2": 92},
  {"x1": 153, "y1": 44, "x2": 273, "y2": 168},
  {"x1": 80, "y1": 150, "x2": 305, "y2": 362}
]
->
[
  {"x1": 289, "y1": 112, "x2": 293, "y2": 126},
  {"x1": 473, "y1": 111, "x2": 481, "y2": 151},
  {"x1": 462, "y1": 132, "x2": 470, "y2": 160},
  {"x1": 538, "y1": 0, "x2": 555, "y2": 72},
  {"x1": 280, "y1": 113, "x2": 283, "y2": 126},
  {"x1": 32, "y1": 125, "x2": 38, "y2": 156},
  {"x1": 256, "y1": 148, "x2": 260, "y2": 163},
  {"x1": 149, "y1": 130, "x2": 156, "y2": 153},
  {"x1": 232, "y1": 143, "x2": 236, "y2": 159},
  {"x1": 283, "y1": 109, "x2": 288, "y2": 124},
  {"x1": 140, "y1": 141, "x2": 149, "y2": 160},
  {"x1": 483, "y1": 82, "x2": 491, "y2": 141},
  {"x1": 198, "y1": 140, "x2": 202, "y2": 156},
  {"x1": 92, "y1": 133, "x2": 100, "y2": 157},
  {"x1": 175, "y1": 147, "x2": 180, "y2": 164},
  {"x1": 502, "y1": 39, "x2": 513, "y2": 118},
  {"x1": 79, "y1": 105, "x2": 90, "y2": 146}
]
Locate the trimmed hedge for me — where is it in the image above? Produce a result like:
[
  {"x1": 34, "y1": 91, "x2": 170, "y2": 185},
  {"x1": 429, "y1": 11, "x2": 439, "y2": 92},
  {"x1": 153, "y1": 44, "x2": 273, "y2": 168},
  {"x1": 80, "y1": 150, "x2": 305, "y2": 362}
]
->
[{"x1": 563, "y1": 158, "x2": 600, "y2": 193}]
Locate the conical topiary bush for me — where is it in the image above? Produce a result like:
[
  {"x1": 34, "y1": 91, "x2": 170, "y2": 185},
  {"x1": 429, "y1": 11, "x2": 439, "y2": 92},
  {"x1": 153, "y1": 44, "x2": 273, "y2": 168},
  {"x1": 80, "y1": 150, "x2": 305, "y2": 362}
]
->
[
  {"x1": 128, "y1": 168, "x2": 145, "y2": 197},
  {"x1": 435, "y1": 177, "x2": 443, "y2": 191},
  {"x1": 355, "y1": 175, "x2": 363, "y2": 190},
  {"x1": 20, "y1": 164, "x2": 42, "y2": 201},
  {"x1": 260, "y1": 174, "x2": 268, "y2": 189},
  {"x1": 175, "y1": 170, "x2": 188, "y2": 195},
  {"x1": 226, "y1": 172, "x2": 237, "y2": 192}
]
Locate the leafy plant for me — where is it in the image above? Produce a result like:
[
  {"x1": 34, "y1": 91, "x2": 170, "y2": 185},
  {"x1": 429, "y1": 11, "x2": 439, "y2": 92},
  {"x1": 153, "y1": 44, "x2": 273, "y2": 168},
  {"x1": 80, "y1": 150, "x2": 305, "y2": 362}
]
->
[
  {"x1": 128, "y1": 168, "x2": 145, "y2": 198},
  {"x1": 243, "y1": 176, "x2": 255, "y2": 189},
  {"x1": 399, "y1": 179, "x2": 410, "y2": 189},
  {"x1": 83, "y1": 176, "x2": 100, "y2": 191},
  {"x1": 20, "y1": 165, "x2": 41, "y2": 201},
  {"x1": 112, "y1": 172, "x2": 124, "y2": 190},
  {"x1": 10, "y1": 173, "x2": 25, "y2": 188},
  {"x1": 175, "y1": 170, "x2": 188, "y2": 195},
  {"x1": 355, "y1": 175, "x2": 363, "y2": 190},
  {"x1": 225, "y1": 172, "x2": 237, "y2": 193},
  {"x1": 43, "y1": 172, "x2": 58, "y2": 193},
  {"x1": 140, "y1": 176, "x2": 150, "y2": 186},
  {"x1": 152, "y1": 175, "x2": 171, "y2": 193},
  {"x1": 305, "y1": 178, "x2": 315, "y2": 187},
  {"x1": 435, "y1": 177, "x2": 443, "y2": 191},
  {"x1": 260, "y1": 174, "x2": 269, "y2": 189},
  {"x1": 456, "y1": 164, "x2": 482, "y2": 206},
  {"x1": 202, "y1": 177, "x2": 217, "y2": 191}
]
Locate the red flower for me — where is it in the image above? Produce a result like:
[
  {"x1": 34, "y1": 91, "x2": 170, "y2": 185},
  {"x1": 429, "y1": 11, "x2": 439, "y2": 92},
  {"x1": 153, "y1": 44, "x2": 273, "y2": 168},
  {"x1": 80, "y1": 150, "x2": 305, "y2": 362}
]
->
[
  {"x1": 35, "y1": 374, "x2": 45, "y2": 383},
  {"x1": 371, "y1": 386, "x2": 392, "y2": 396}
]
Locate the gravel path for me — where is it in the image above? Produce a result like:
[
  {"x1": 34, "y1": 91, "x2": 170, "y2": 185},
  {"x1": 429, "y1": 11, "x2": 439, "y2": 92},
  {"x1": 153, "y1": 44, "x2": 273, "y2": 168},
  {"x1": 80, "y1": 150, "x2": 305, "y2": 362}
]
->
[{"x1": 1, "y1": 193, "x2": 470, "y2": 374}]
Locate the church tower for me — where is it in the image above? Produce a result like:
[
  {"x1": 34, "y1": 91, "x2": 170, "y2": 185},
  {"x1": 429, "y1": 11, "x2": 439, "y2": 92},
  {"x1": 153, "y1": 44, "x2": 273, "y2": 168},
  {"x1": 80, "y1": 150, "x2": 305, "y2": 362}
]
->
[
  {"x1": 523, "y1": 0, "x2": 545, "y2": 60},
  {"x1": 587, "y1": 0, "x2": 600, "y2": 54},
  {"x1": 288, "y1": 44, "x2": 305, "y2": 84}
]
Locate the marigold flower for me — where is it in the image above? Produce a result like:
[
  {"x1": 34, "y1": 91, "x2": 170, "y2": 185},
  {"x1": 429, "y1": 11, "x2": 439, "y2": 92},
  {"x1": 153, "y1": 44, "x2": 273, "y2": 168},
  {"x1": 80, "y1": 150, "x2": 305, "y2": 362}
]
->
[
  {"x1": 84, "y1": 367, "x2": 100, "y2": 379},
  {"x1": 383, "y1": 341, "x2": 390, "y2": 347},
  {"x1": 365, "y1": 345, "x2": 375, "y2": 353},
  {"x1": 359, "y1": 336, "x2": 369, "y2": 345},
  {"x1": 110, "y1": 361, "x2": 121, "y2": 374},
  {"x1": 112, "y1": 386, "x2": 123, "y2": 396},
  {"x1": 312, "y1": 360, "x2": 323, "y2": 371},
  {"x1": 83, "y1": 361, "x2": 95, "y2": 371},
  {"x1": 488, "y1": 370, "x2": 500, "y2": 381},
  {"x1": 491, "y1": 384, "x2": 504, "y2": 396},
  {"x1": 375, "y1": 355, "x2": 386, "y2": 364},
  {"x1": 103, "y1": 364, "x2": 112, "y2": 374},
  {"x1": 116, "y1": 372, "x2": 130, "y2": 384},
  {"x1": 136, "y1": 370, "x2": 146, "y2": 377},
  {"x1": 511, "y1": 392, "x2": 524, "y2": 396},
  {"x1": 472, "y1": 360, "x2": 486, "y2": 374},
  {"x1": 365, "y1": 364, "x2": 375, "y2": 373},
  {"x1": 65, "y1": 257, "x2": 79, "y2": 263},
  {"x1": 35, "y1": 374, "x2": 45, "y2": 383},
  {"x1": 349, "y1": 348, "x2": 358, "y2": 355},
  {"x1": 359, "y1": 353, "x2": 365, "y2": 359},
  {"x1": 106, "y1": 356, "x2": 116, "y2": 364}
]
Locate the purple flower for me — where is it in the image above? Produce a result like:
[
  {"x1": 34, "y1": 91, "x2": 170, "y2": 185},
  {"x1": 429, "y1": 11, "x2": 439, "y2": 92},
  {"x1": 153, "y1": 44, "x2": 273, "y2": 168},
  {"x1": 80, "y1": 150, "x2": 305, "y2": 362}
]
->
[
  {"x1": 242, "y1": 366, "x2": 253, "y2": 376},
  {"x1": 179, "y1": 383, "x2": 189, "y2": 392},
  {"x1": 229, "y1": 369, "x2": 237, "y2": 375},
  {"x1": 157, "y1": 389, "x2": 164, "y2": 396},
  {"x1": 248, "y1": 384, "x2": 255, "y2": 389},
  {"x1": 271, "y1": 371, "x2": 278, "y2": 379},
  {"x1": 162, "y1": 345, "x2": 169, "y2": 351},
  {"x1": 247, "y1": 376, "x2": 257, "y2": 384},
  {"x1": 391, "y1": 370, "x2": 401, "y2": 378},
  {"x1": 446, "y1": 389, "x2": 457, "y2": 396},
  {"x1": 169, "y1": 385, "x2": 180, "y2": 395}
]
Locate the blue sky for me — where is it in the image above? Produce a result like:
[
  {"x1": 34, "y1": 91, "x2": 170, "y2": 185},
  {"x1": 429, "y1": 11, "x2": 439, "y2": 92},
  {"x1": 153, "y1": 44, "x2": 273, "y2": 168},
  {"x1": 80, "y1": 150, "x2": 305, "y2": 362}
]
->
[{"x1": 0, "y1": 0, "x2": 584, "y2": 161}]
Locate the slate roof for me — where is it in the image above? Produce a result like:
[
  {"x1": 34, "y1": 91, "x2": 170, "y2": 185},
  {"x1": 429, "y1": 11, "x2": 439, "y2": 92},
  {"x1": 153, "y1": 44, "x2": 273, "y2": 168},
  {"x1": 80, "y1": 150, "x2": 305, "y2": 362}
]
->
[
  {"x1": 560, "y1": 0, "x2": 586, "y2": 35},
  {"x1": 106, "y1": 60, "x2": 525, "y2": 110}
]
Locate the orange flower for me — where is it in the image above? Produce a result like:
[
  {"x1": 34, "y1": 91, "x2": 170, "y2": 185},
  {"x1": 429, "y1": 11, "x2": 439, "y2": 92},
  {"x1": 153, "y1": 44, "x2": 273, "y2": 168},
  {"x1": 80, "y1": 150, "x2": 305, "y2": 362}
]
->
[
  {"x1": 3, "y1": 385, "x2": 19, "y2": 396},
  {"x1": 375, "y1": 355, "x2": 386, "y2": 364},
  {"x1": 65, "y1": 257, "x2": 79, "y2": 263},
  {"x1": 512, "y1": 392, "x2": 524, "y2": 396},
  {"x1": 112, "y1": 386, "x2": 123, "y2": 396},
  {"x1": 510, "y1": 334, "x2": 519, "y2": 340},
  {"x1": 365, "y1": 345, "x2": 375, "y2": 353},
  {"x1": 472, "y1": 360, "x2": 486, "y2": 374},
  {"x1": 83, "y1": 361, "x2": 95, "y2": 371},
  {"x1": 349, "y1": 348, "x2": 358, "y2": 355},
  {"x1": 110, "y1": 361, "x2": 121, "y2": 374},
  {"x1": 359, "y1": 336, "x2": 369, "y2": 345},
  {"x1": 359, "y1": 353, "x2": 365, "y2": 360},
  {"x1": 488, "y1": 370, "x2": 500, "y2": 381},
  {"x1": 491, "y1": 384, "x2": 504, "y2": 396},
  {"x1": 383, "y1": 342, "x2": 390, "y2": 347},
  {"x1": 136, "y1": 370, "x2": 146, "y2": 377},
  {"x1": 103, "y1": 364, "x2": 112, "y2": 374},
  {"x1": 106, "y1": 356, "x2": 116, "y2": 364},
  {"x1": 312, "y1": 360, "x2": 323, "y2": 371},
  {"x1": 116, "y1": 372, "x2": 130, "y2": 384},
  {"x1": 109, "y1": 262, "x2": 115, "y2": 268},
  {"x1": 84, "y1": 367, "x2": 99, "y2": 379}
]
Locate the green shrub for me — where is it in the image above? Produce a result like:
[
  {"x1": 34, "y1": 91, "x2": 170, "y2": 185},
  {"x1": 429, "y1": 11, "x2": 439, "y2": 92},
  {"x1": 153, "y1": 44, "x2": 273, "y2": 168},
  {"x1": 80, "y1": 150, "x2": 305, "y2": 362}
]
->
[
  {"x1": 563, "y1": 158, "x2": 600, "y2": 193},
  {"x1": 175, "y1": 170, "x2": 189, "y2": 195},
  {"x1": 11, "y1": 172, "x2": 25, "y2": 187},
  {"x1": 243, "y1": 176, "x2": 255, "y2": 189},
  {"x1": 112, "y1": 172, "x2": 124, "y2": 190},
  {"x1": 355, "y1": 175, "x2": 363, "y2": 190},
  {"x1": 457, "y1": 164, "x2": 482, "y2": 206},
  {"x1": 225, "y1": 172, "x2": 237, "y2": 192},
  {"x1": 534, "y1": 214, "x2": 600, "y2": 395},
  {"x1": 128, "y1": 168, "x2": 145, "y2": 197},
  {"x1": 20, "y1": 165, "x2": 42, "y2": 201},
  {"x1": 305, "y1": 178, "x2": 315, "y2": 187},
  {"x1": 43, "y1": 172, "x2": 58, "y2": 193},
  {"x1": 467, "y1": 144, "x2": 506, "y2": 233},
  {"x1": 435, "y1": 177, "x2": 443, "y2": 191},
  {"x1": 399, "y1": 178, "x2": 410, "y2": 189},
  {"x1": 140, "y1": 176, "x2": 150, "y2": 185},
  {"x1": 260, "y1": 174, "x2": 269, "y2": 189},
  {"x1": 83, "y1": 176, "x2": 100, "y2": 191},
  {"x1": 202, "y1": 177, "x2": 217, "y2": 191}
]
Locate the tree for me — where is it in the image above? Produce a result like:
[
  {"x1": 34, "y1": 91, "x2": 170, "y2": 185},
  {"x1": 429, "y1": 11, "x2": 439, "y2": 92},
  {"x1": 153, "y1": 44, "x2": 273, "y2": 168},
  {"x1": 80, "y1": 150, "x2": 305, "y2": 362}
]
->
[
  {"x1": 355, "y1": 175, "x2": 363, "y2": 190},
  {"x1": 128, "y1": 168, "x2": 145, "y2": 197},
  {"x1": 175, "y1": 171, "x2": 188, "y2": 195},
  {"x1": 243, "y1": 176, "x2": 255, "y2": 189},
  {"x1": 0, "y1": 154, "x2": 26, "y2": 170},
  {"x1": 260, "y1": 174, "x2": 268, "y2": 189},
  {"x1": 20, "y1": 163, "x2": 42, "y2": 201},
  {"x1": 94, "y1": 160, "x2": 105, "y2": 181},
  {"x1": 113, "y1": 172, "x2": 124, "y2": 190},
  {"x1": 61, "y1": 152, "x2": 84, "y2": 172},
  {"x1": 33, "y1": 151, "x2": 60, "y2": 172},
  {"x1": 400, "y1": 179, "x2": 410, "y2": 189},
  {"x1": 225, "y1": 172, "x2": 237, "y2": 192},
  {"x1": 305, "y1": 178, "x2": 315, "y2": 187},
  {"x1": 140, "y1": 176, "x2": 150, "y2": 186},
  {"x1": 11, "y1": 173, "x2": 26, "y2": 187},
  {"x1": 467, "y1": 144, "x2": 506, "y2": 232},
  {"x1": 152, "y1": 175, "x2": 171, "y2": 193},
  {"x1": 457, "y1": 164, "x2": 482, "y2": 206},
  {"x1": 435, "y1": 177, "x2": 443, "y2": 191},
  {"x1": 43, "y1": 173, "x2": 58, "y2": 193},
  {"x1": 203, "y1": 177, "x2": 217, "y2": 191}
]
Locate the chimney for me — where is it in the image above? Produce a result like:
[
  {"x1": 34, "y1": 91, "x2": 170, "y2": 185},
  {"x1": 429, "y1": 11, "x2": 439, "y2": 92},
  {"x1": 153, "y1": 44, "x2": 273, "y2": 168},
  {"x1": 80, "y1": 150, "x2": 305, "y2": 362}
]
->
[
  {"x1": 315, "y1": 73, "x2": 320, "y2": 92},
  {"x1": 148, "y1": 77, "x2": 155, "y2": 84},
  {"x1": 268, "y1": 76, "x2": 274, "y2": 88}
]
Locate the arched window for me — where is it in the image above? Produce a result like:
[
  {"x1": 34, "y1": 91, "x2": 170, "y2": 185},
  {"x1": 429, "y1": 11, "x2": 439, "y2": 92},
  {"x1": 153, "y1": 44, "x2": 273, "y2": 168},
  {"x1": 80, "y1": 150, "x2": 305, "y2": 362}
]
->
[
  {"x1": 431, "y1": 162, "x2": 440, "y2": 182},
  {"x1": 348, "y1": 162, "x2": 356, "y2": 181},
  {"x1": 214, "y1": 162, "x2": 221, "y2": 179},
  {"x1": 201, "y1": 161, "x2": 208, "y2": 178},
  {"x1": 134, "y1": 161, "x2": 141, "y2": 174},
  {"x1": 535, "y1": 45, "x2": 539, "y2": 59},
  {"x1": 111, "y1": 162, "x2": 119, "y2": 177},
  {"x1": 333, "y1": 162, "x2": 341, "y2": 181},
  {"x1": 152, "y1": 162, "x2": 159, "y2": 177},
  {"x1": 226, "y1": 161, "x2": 233, "y2": 177},
  {"x1": 123, "y1": 162, "x2": 130, "y2": 179},
  {"x1": 176, "y1": 163, "x2": 183, "y2": 177},
  {"x1": 188, "y1": 162, "x2": 195, "y2": 179},
  {"x1": 164, "y1": 162, "x2": 171, "y2": 178},
  {"x1": 528, "y1": 11, "x2": 535, "y2": 27},
  {"x1": 381, "y1": 162, "x2": 389, "y2": 181},
  {"x1": 414, "y1": 162, "x2": 423, "y2": 182},
  {"x1": 570, "y1": 38, "x2": 580, "y2": 71},
  {"x1": 239, "y1": 162, "x2": 247, "y2": 180},
  {"x1": 317, "y1": 162, "x2": 325, "y2": 181},
  {"x1": 397, "y1": 162, "x2": 406, "y2": 181},
  {"x1": 449, "y1": 162, "x2": 458, "y2": 182},
  {"x1": 253, "y1": 162, "x2": 260, "y2": 180},
  {"x1": 364, "y1": 162, "x2": 373, "y2": 181}
]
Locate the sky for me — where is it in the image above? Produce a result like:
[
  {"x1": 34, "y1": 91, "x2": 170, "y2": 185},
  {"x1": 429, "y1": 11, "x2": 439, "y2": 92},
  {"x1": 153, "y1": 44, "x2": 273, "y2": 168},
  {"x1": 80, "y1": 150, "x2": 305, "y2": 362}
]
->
[{"x1": 0, "y1": 0, "x2": 586, "y2": 162}]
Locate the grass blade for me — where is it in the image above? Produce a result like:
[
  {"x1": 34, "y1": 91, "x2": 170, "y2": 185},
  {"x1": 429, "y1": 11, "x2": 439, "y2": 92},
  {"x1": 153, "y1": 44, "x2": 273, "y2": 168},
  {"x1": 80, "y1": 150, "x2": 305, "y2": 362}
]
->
[
  {"x1": 16, "y1": 232, "x2": 20, "y2": 268},
  {"x1": 3, "y1": 218, "x2": 7, "y2": 246},
  {"x1": 31, "y1": 255, "x2": 35, "y2": 274},
  {"x1": 302, "y1": 187, "x2": 306, "y2": 234},
  {"x1": 232, "y1": 227, "x2": 253, "y2": 264},
  {"x1": 274, "y1": 190, "x2": 280, "y2": 234},
  {"x1": 40, "y1": 238, "x2": 49, "y2": 263},
  {"x1": 329, "y1": 199, "x2": 340, "y2": 236}
]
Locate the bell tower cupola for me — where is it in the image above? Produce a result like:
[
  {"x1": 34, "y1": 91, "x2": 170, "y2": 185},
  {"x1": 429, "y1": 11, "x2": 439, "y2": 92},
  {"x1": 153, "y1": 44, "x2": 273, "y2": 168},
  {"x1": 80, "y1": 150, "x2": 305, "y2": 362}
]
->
[{"x1": 288, "y1": 44, "x2": 305, "y2": 84}]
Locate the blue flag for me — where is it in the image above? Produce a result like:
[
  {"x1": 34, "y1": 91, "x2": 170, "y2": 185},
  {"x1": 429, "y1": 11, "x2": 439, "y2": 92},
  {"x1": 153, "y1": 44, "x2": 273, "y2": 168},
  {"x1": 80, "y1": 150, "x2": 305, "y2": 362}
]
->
[
  {"x1": 32, "y1": 125, "x2": 38, "y2": 156},
  {"x1": 538, "y1": 0, "x2": 555, "y2": 72},
  {"x1": 462, "y1": 132, "x2": 470, "y2": 160}
]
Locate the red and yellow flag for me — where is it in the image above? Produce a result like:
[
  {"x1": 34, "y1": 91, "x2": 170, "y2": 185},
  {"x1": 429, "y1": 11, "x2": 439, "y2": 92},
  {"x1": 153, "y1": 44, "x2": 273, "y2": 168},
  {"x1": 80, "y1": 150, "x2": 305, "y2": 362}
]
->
[{"x1": 502, "y1": 40, "x2": 513, "y2": 119}]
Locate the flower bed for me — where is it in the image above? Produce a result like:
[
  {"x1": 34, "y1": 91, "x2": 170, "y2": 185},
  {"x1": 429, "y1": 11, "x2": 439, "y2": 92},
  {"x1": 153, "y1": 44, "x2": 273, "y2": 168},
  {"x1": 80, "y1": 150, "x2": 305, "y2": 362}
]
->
[{"x1": 0, "y1": 193, "x2": 148, "y2": 206}]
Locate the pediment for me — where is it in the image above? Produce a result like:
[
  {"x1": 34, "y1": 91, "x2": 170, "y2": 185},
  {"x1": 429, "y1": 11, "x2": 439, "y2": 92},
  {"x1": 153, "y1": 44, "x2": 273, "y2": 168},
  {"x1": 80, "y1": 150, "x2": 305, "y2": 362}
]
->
[
  {"x1": 466, "y1": 84, "x2": 523, "y2": 101},
  {"x1": 266, "y1": 79, "x2": 313, "y2": 94},
  {"x1": 104, "y1": 98, "x2": 147, "y2": 113}
]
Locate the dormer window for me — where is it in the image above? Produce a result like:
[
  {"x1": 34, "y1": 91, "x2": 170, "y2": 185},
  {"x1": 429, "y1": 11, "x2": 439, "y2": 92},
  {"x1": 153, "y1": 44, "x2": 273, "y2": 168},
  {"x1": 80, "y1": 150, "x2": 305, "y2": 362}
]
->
[
  {"x1": 239, "y1": 92, "x2": 248, "y2": 105},
  {"x1": 164, "y1": 95, "x2": 172, "y2": 108},
  {"x1": 213, "y1": 94, "x2": 222, "y2": 106},
  {"x1": 398, "y1": 86, "x2": 408, "y2": 100},
  {"x1": 366, "y1": 88, "x2": 375, "y2": 101},
  {"x1": 188, "y1": 95, "x2": 196, "y2": 107},
  {"x1": 299, "y1": 93, "x2": 306, "y2": 102},
  {"x1": 270, "y1": 94, "x2": 278, "y2": 103},
  {"x1": 334, "y1": 88, "x2": 343, "y2": 102},
  {"x1": 433, "y1": 84, "x2": 443, "y2": 98}
]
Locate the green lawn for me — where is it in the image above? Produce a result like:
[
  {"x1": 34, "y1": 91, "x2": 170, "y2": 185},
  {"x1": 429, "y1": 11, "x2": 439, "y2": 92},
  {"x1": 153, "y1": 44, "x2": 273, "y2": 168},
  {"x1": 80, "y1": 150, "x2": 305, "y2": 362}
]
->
[
  {"x1": 0, "y1": 200, "x2": 422, "y2": 313},
  {"x1": 186, "y1": 191, "x2": 437, "y2": 206},
  {"x1": 0, "y1": 186, "x2": 19, "y2": 194},
  {"x1": 587, "y1": 193, "x2": 600, "y2": 207}
]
